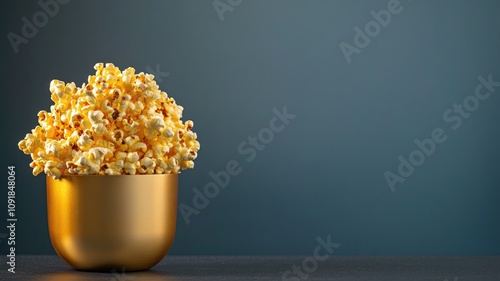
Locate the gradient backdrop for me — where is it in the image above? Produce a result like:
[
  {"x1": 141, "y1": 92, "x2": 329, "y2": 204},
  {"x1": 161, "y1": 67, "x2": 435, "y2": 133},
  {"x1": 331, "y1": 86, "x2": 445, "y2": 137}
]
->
[{"x1": 2, "y1": 0, "x2": 500, "y2": 255}]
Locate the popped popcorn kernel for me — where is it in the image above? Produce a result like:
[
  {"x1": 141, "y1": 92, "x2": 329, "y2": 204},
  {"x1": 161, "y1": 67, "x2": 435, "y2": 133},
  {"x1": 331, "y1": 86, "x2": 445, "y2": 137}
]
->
[{"x1": 19, "y1": 63, "x2": 200, "y2": 179}]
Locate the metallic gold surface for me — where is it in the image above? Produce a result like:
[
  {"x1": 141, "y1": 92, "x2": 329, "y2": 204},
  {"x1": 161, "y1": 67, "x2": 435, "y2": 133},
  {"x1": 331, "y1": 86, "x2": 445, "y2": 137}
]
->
[{"x1": 46, "y1": 174, "x2": 178, "y2": 271}]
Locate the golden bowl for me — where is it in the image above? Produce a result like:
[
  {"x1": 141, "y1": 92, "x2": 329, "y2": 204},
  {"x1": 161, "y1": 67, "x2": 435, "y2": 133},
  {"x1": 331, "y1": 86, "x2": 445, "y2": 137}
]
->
[{"x1": 46, "y1": 174, "x2": 178, "y2": 271}]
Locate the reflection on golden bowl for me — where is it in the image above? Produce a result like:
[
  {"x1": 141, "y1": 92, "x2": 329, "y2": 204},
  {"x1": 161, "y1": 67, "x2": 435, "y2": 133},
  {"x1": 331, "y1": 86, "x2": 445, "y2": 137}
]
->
[{"x1": 46, "y1": 174, "x2": 178, "y2": 271}]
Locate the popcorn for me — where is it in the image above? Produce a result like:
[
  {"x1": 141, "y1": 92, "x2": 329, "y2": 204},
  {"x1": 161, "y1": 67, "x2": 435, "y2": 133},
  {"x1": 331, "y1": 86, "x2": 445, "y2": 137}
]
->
[
  {"x1": 88, "y1": 147, "x2": 112, "y2": 163},
  {"x1": 162, "y1": 127, "x2": 174, "y2": 138},
  {"x1": 116, "y1": 151, "x2": 127, "y2": 161},
  {"x1": 19, "y1": 63, "x2": 200, "y2": 178},
  {"x1": 44, "y1": 160, "x2": 62, "y2": 179},
  {"x1": 77, "y1": 133, "x2": 93, "y2": 150},
  {"x1": 105, "y1": 168, "x2": 121, "y2": 175},
  {"x1": 33, "y1": 166, "x2": 43, "y2": 176},
  {"x1": 123, "y1": 162, "x2": 136, "y2": 175},
  {"x1": 131, "y1": 142, "x2": 147, "y2": 153},
  {"x1": 93, "y1": 123, "x2": 108, "y2": 135},
  {"x1": 88, "y1": 110, "x2": 104, "y2": 124},
  {"x1": 139, "y1": 157, "x2": 155, "y2": 174},
  {"x1": 126, "y1": 152, "x2": 139, "y2": 163}
]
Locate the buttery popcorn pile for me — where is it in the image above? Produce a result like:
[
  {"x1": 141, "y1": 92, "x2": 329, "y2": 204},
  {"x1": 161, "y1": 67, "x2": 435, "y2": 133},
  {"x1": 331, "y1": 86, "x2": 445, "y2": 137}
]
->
[{"x1": 18, "y1": 63, "x2": 200, "y2": 178}]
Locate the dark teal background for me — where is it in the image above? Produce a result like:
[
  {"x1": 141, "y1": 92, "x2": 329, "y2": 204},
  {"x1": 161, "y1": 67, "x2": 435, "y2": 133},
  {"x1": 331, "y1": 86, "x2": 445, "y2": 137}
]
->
[{"x1": 2, "y1": 0, "x2": 500, "y2": 255}]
